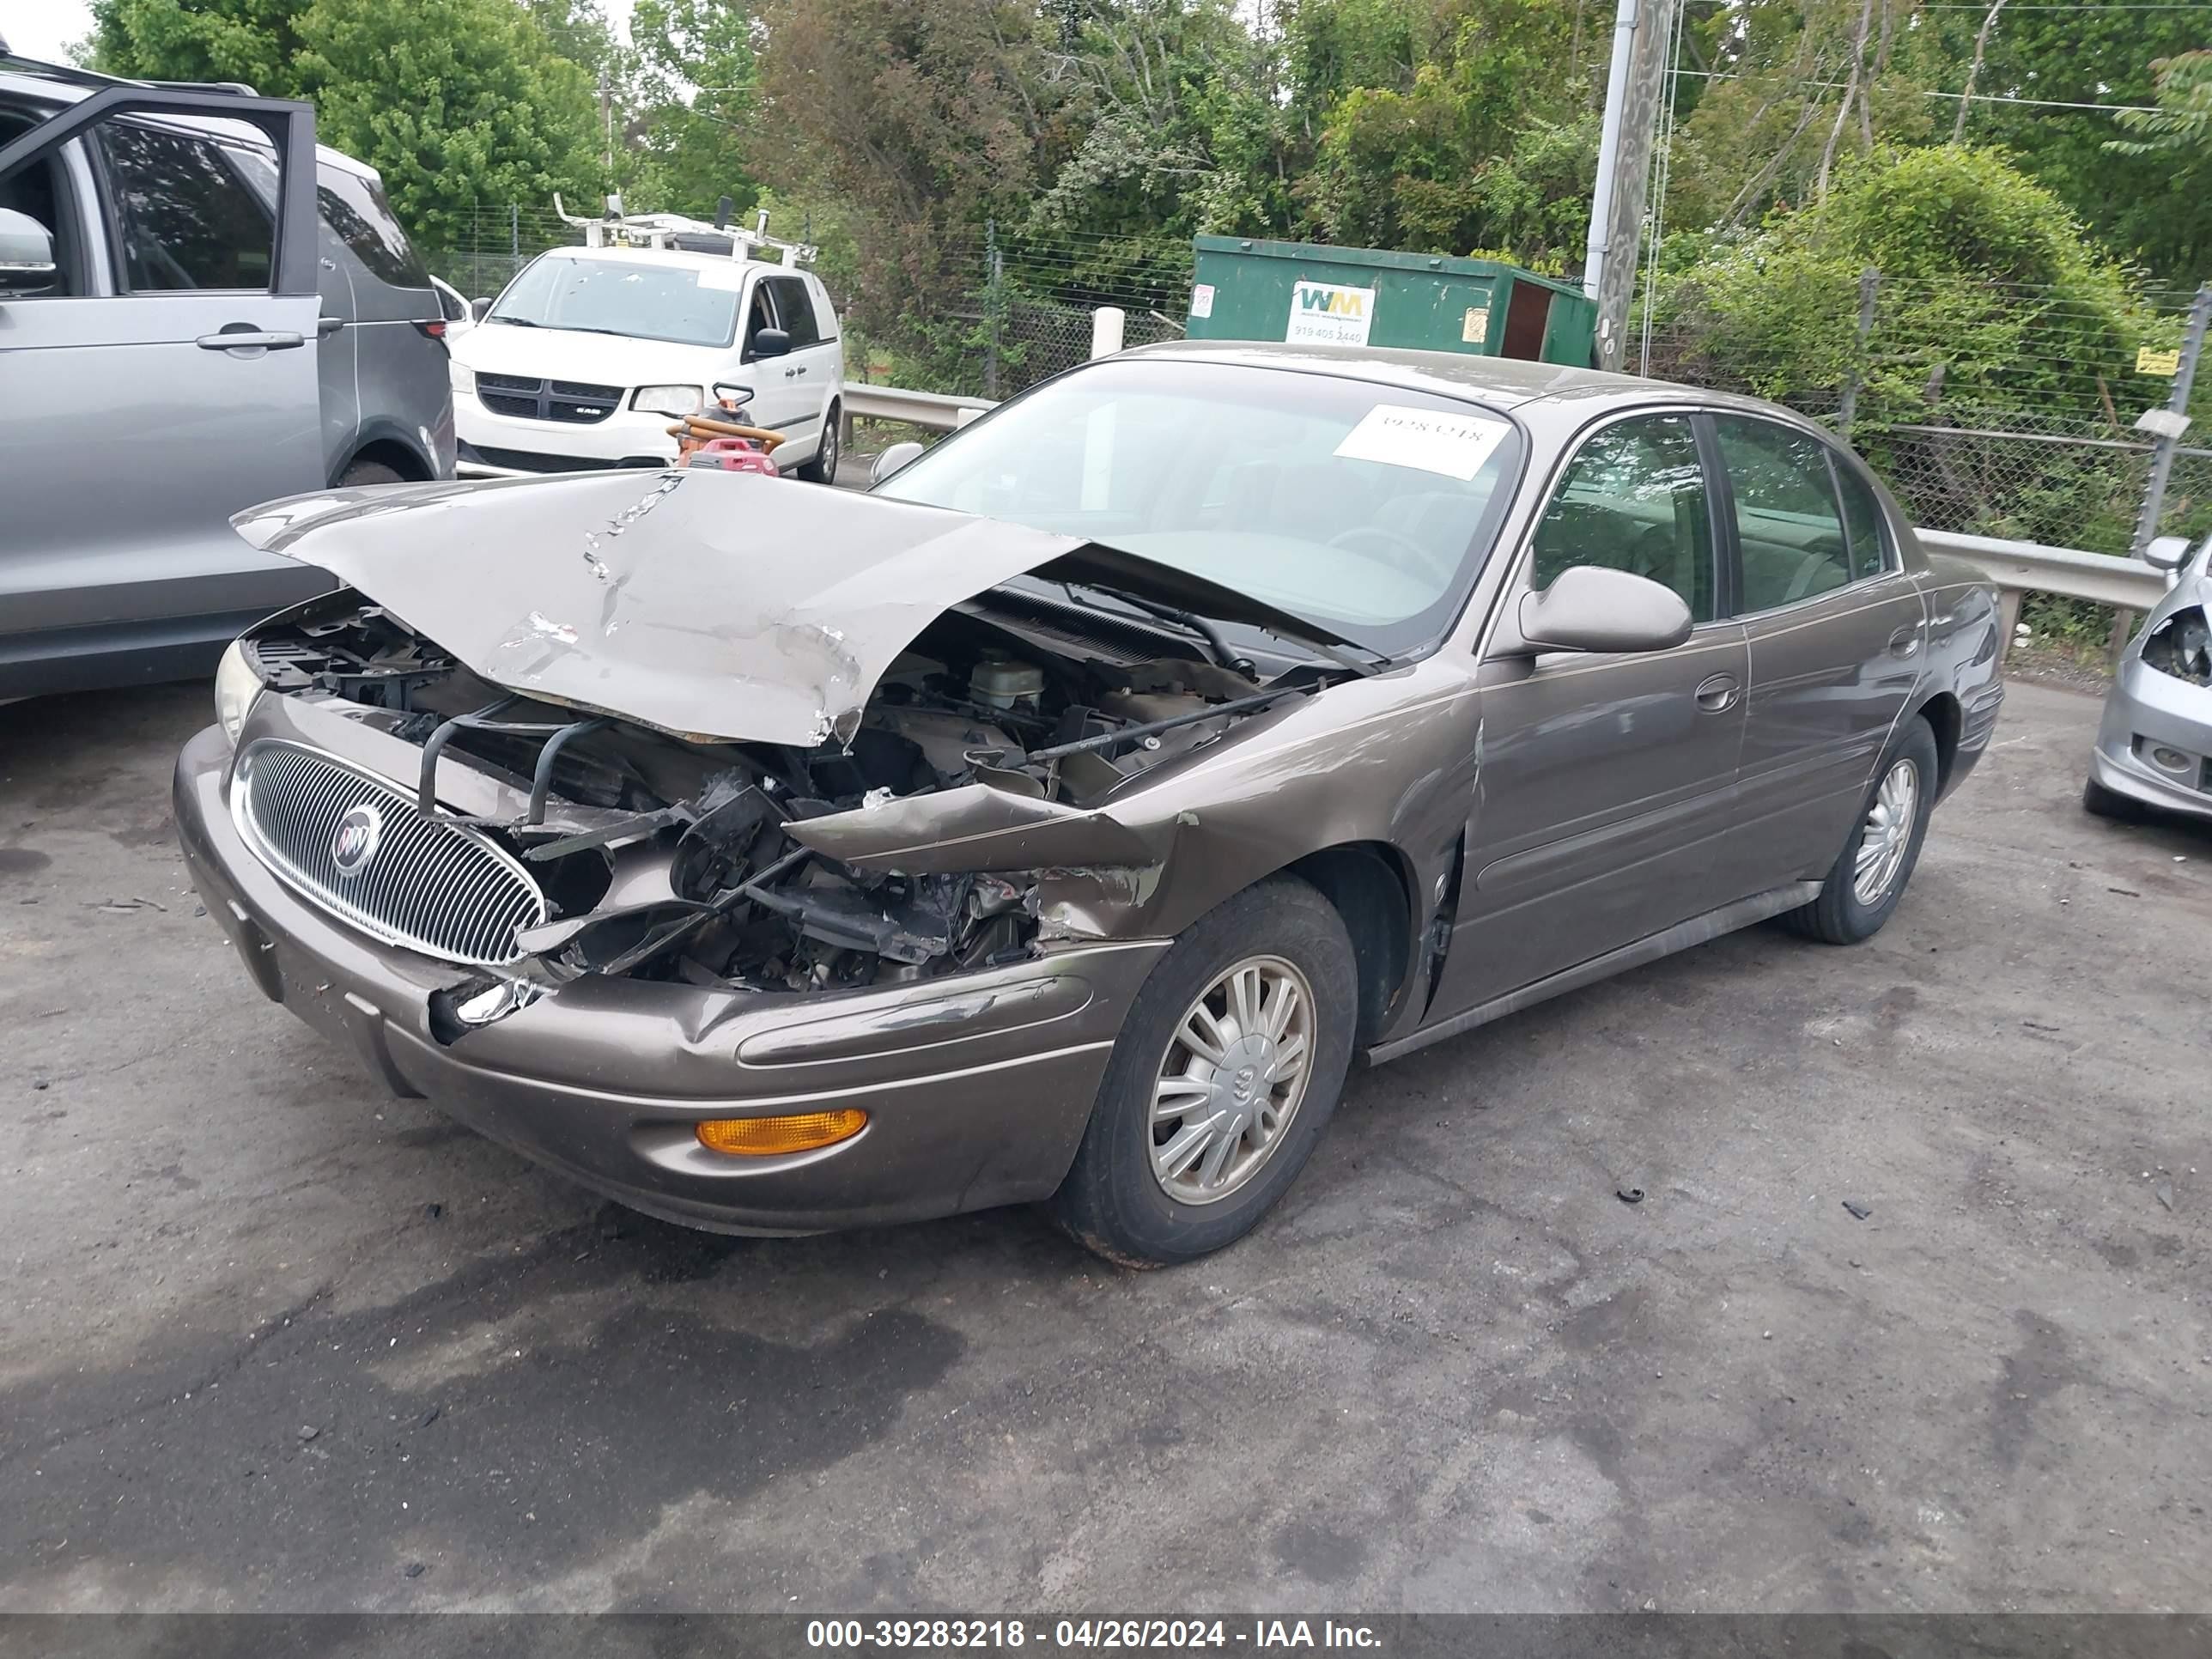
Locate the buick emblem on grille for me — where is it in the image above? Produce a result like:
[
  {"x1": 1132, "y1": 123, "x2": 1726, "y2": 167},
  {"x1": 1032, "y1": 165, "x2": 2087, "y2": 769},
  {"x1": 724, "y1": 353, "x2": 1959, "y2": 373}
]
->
[{"x1": 331, "y1": 803, "x2": 384, "y2": 878}]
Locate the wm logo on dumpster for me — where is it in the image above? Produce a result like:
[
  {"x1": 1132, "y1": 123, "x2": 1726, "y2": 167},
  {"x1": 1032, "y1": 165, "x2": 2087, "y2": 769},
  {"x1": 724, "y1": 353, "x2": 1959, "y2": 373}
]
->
[{"x1": 1285, "y1": 281, "x2": 1377, "y2": 347}]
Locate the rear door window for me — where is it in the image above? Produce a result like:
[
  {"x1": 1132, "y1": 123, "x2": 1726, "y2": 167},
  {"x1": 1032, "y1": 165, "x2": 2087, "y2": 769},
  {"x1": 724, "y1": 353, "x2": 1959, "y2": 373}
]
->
[
  {"x1": 1830, "y1": 455, "x2": 1893, "y2": 581},
  {"x1": 1712, "y1": 416, "x2": 1852, "y2": 612},
  {"x1": 766, "y1": 276, "x2": 820, "y2": 349},
  {"x1": 317, "y1": 167, "x2": 428, "y2": 290},
  {"x1": 99, "y1": 120, "x2": 274, "y2": 292}
]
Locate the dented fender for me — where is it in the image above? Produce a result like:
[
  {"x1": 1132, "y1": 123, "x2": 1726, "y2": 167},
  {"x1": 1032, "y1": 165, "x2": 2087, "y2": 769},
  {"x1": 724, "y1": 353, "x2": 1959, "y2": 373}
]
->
[{"x1": 781, "y1": 782, "x2": 1170, "y2": 876}]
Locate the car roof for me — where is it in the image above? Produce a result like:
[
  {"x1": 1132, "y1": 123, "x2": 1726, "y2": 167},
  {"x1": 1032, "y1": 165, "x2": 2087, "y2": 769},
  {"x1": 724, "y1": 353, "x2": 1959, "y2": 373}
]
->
[
  {"x1": 1117, "y1": 337, "x2": 1799, "y2": 433},
  {"x1": 536, "y1": 243, "x2": 810, "y2": 279},
  {"x1": 0, "y1": 64, "x2": 380, "y2": 179}
]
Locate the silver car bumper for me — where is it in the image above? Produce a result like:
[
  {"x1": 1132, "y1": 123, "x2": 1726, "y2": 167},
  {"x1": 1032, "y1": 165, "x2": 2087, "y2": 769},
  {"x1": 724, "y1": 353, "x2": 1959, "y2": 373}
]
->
[{"x1": 2091, "y1": 655, "x2": 2212, "y2": 821}]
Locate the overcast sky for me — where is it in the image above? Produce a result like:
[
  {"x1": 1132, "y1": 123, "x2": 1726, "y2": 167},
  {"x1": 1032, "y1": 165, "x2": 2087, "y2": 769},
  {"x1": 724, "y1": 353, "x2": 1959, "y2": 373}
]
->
[{"x1": 3, "y1": 0, "x2": 642, "y2": 66}]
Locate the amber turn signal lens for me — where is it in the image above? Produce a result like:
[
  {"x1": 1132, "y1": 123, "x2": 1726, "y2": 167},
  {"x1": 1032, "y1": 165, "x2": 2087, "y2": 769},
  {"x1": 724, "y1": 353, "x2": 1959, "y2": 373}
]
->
[{"x1": 695, "y1": 1109, "x2": 867, "y2": 1157}]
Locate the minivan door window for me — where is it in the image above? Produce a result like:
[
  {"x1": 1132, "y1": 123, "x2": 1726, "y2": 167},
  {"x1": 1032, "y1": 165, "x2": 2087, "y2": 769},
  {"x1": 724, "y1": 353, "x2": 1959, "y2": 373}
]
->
[
  {"x1": 100, "y1": 122, "x2": 274, "y2": 291},
  {"x1": 765, "y1": 276, "x2": 819, "y2": 349}
]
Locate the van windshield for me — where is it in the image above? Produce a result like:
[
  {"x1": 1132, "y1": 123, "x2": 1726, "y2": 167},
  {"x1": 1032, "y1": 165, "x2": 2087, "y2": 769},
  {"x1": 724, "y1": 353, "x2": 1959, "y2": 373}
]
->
[{"x1": 489, "y1": 257, "x2": 738, "y2": 348}]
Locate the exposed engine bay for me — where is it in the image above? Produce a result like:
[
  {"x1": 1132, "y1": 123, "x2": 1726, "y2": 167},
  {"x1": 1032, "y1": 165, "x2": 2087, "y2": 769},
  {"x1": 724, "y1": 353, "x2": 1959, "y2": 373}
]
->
[
  {"x1": 2142, "y1": 605, "x2": 2212, "y2": 689},
  {"x1": 241, "y1": 587, "x2": 1319, "y2": 995}
]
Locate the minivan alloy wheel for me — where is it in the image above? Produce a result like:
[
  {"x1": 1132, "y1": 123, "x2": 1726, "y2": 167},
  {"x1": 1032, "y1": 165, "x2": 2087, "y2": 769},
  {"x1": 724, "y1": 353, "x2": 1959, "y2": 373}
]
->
[
  {"x1": 1150, "y1": 954, "x2": 1315, "y2": 1205},
  {"x1": 1854, "y1": 757, "x2": 1920, "y2": 905}
]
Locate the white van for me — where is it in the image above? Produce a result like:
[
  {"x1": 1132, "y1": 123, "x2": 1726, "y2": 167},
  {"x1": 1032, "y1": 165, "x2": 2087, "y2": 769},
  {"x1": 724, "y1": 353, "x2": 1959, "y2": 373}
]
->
[{"x1": 450, "y1": 238, "x2": 845, "y2": 482}]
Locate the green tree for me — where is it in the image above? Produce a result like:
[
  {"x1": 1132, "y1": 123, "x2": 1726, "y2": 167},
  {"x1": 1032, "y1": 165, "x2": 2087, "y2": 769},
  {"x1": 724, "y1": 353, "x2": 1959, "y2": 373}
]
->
[
  {"x1": 2107, "y1": 49, "x2": 2212, "y2": 156},
  {"x1": 90, "y1": 0, "x2": 603, "y2": 258},
  {"x1": 627, "y1": 0, "x2": 759, "y2": 219},
  {"x1": 1655, "y1": 146, "x2": 2173, "y2": 547},
  {"x1": 1936, "y1": 3, "x2": 2212, "y2": 283}
]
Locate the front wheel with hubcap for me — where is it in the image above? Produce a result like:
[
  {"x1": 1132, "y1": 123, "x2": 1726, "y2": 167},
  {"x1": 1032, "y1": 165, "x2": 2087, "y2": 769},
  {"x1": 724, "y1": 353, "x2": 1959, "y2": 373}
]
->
[
  {"x1": 1051, "y1": 878, "x2": 1357, "y2": 1267},
  {"x1": 1782, "y1": 715, "x2": 1940, "y2": 945}
]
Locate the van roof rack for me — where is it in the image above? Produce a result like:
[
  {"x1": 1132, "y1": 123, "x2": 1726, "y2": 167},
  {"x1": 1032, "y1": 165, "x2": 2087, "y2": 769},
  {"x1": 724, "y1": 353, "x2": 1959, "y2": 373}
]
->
[{"x1": 550, "y1": 193, "x2": 816, "y2": 268}]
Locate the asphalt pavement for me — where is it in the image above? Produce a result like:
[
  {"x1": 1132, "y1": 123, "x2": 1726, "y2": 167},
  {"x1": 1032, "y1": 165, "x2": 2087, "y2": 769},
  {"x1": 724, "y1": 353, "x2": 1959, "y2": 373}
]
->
[{"x1": 2, "y1": 675, "x2": 2207, "y2": 1613}]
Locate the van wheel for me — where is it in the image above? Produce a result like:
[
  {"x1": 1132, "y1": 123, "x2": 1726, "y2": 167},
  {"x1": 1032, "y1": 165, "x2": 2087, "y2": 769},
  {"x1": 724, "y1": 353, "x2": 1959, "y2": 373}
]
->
[
  {"x1": 1781, "y1": 716, "x2": 1939, "y2": 945},
  {"x1": 798, "y1": 404, "x2": 841, "y2": 483},
  {"x1": 1050, "y1": 878, "x2": 1357, "y2": 1267},
  {"x1": 339, "y1": 459, "x2": 404, "y2": 488}
]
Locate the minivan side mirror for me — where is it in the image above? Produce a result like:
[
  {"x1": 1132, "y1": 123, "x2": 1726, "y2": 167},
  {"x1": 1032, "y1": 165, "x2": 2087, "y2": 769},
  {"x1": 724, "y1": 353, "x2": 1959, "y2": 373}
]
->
[
  {"x1": 470, "y1": 296, "x2": 493, "y2": 321},
  {"x1": 871, "y1": 441, "x2": 927, "y2": 486},
  {"x1": 2142, "y1": 533, "x2": 2193, "y2": 573},
  {"x1": 0, "y1": 207, "x2": 58, "y2": 294},
  {"x1": 1511, "y1": 564, "x2": 1694, "y2": 655},
  {"x1": 750, "y1": 326, "x2": 791, "y2": 360}
]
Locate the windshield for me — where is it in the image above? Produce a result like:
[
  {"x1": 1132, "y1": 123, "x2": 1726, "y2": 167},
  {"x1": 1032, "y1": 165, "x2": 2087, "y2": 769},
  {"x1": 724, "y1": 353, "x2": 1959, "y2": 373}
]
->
[
  {"x1": 489, "y1": 255, "x2": 739, "y2": 348},
  {"x1": 872, "y1": 358, "x2": 1523, "y2": 655}
]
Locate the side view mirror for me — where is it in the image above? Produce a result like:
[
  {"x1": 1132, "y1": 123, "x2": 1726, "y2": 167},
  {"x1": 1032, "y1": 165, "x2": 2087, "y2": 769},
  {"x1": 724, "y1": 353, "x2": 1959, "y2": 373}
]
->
[
  {"x1": 871, "y1": 441, "x2": 926, "y2": 486},
  {"x1": 0, "y1": 207, "x2": 58, "y2": 295},
  {"x1": 469, "y1": 296, "x2": 493, "y2": 322},
  {"x1": 750, "y1": 326, "x2": 791, "y2": 360},
  {"x1": 2142, "y1": 533, "x2": 2192, "y2": 573},
  {"x1": 1514, "y1": 564, "x2": 1694, "y2": 655}
]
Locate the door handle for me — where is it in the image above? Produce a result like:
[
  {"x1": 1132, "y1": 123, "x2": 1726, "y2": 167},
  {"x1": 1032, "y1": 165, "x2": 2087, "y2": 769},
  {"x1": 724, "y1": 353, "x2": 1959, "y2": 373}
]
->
[
  {"x1": 1693, "y1": 672, "x2": 1741, "y2": 713},
  {"x1": 793, "y1": 366, "x2": 807, "y2": 376},
  {"x1": 196, "y1": 327, "x2": 305, "y2": 352},
  {"x1": 1887, "y1": 623, "x2": 1924, "y2": 657},
  {"x1": 317, "y1": 314, "x2": 344, "y2": 337}
]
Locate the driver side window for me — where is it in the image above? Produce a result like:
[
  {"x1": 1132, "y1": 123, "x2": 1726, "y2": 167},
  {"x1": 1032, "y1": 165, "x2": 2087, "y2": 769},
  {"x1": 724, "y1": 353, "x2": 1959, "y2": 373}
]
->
[
  {"x1": 741, "y1": 282, "x2": 776, "y2": 358},
  {"x1": 1530, "y1": 414, "x2": 1717, "y2": 623}
]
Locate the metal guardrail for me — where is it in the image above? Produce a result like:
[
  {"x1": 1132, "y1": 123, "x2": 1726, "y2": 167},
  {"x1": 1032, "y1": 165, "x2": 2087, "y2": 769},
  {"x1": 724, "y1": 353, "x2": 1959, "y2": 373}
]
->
[
  {"x1": 840, "y1": 380, "x2": 2169, "y2": 644},
  {"x1": 1917, "y1": 529, "x2": 2171, "y2": 656},
  {"x1": 842, "y1": 384, "x2": 996, "y2": 435}
]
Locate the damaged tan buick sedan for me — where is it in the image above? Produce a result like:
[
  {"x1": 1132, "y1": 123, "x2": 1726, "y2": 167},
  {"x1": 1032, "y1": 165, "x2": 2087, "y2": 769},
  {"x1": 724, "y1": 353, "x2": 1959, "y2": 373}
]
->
[{"x1": 176, "y1": 343, "x2": 2005, "y2": 1264}]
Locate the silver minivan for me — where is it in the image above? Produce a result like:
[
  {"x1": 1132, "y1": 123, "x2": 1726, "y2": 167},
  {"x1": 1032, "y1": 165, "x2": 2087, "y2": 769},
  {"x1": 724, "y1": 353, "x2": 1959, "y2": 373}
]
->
[{"x1": 0, "y1": 52, "x2": 454, "y2": 699}]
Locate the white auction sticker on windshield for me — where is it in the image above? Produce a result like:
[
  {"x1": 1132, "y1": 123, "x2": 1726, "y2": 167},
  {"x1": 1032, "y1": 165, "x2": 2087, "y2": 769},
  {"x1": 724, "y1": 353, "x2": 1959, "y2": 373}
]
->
[
  {"x1": 695, "y1": 264, "x2": 747, "y2": 292},
  {"x1": 1334, "y1": 404, "x2": 1510, "y2": 481}
]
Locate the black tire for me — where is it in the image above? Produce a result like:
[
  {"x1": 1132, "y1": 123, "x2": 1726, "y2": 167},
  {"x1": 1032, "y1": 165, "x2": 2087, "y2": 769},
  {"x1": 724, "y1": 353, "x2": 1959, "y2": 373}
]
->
[
  {"x1": 797, "y1": 404, "x2": 842, "y2": 483},
  {"x1": 2082, "y1": 777, "x2": 2149, "y2": 823},
  {"x1": 1050, "y1": 877, "x2": 1358, "y2": 1267},
  {"x1": 1782, "y1": 715, "x2": 1941, "y2": 945},
  {"x1": 338, "y1": 459, "x2": 404, "y2": 488}
]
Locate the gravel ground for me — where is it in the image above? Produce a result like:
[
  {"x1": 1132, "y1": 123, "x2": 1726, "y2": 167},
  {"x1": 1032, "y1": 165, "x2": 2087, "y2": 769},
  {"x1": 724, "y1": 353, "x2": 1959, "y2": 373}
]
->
[{"x1": 2, "y1": 676, "x2": 2208, "y2": 1613}]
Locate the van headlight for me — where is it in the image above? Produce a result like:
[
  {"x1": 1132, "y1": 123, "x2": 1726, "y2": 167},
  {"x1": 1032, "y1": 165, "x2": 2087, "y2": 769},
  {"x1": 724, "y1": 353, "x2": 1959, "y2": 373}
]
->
[
  {"x1": 633, "y1": 384, "x2": 705, "y2": 416},
  {"x1": 449, "y1": 357, "x2": 474, "y2": 395},
  {"x1": 214, "y1": 639, "x2": 263, "y2": 745}
]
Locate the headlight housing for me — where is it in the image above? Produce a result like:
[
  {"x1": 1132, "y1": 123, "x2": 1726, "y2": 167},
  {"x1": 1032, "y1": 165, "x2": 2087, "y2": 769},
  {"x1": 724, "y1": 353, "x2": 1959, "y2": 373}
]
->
[
  {"x1": 633, "y1": 384, "x2": 705, "y2": 417},
  {"x1": 448, "y1": 357, "x2": 474, "y2": 395},
  {"x1": 214, "y1": 639, "x2": 263, "y2": 745}
]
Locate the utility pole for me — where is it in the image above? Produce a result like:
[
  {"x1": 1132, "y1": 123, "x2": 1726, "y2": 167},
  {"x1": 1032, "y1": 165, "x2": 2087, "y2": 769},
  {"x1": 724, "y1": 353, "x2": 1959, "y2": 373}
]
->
[
  {"x1": 599, "y1": 66, "x2": 614, "y2": 178},
  {"x1": 1583, "y1": 0, "x2": 1680, "y2": 371},
  {"x1": 2131, "y1": 284, "x2": 2212, "y2": 557}
]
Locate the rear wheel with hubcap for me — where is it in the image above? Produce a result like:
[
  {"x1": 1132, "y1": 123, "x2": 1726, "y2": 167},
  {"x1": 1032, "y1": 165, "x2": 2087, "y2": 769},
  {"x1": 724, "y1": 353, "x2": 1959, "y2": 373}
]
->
[
  {"x1": 1782, "y1": 715, "x2": 1940, "y2": 945},
  {"x1": 798, "y1": 403, "x2": 842, "y2": 483},
  {"x1": 1051, "y1": 878, "x2": 1356, "y2": 1267}
]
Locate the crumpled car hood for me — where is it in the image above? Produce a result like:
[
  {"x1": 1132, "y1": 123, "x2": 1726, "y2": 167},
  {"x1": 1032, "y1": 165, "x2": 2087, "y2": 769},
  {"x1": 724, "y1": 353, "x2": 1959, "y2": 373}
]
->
[
  {"x1": 235, "y1": 471, "x2": 1091, "y2": 747},
  {"x1": 234, "y1": 470, "x2": 1360, "y2": 748}
]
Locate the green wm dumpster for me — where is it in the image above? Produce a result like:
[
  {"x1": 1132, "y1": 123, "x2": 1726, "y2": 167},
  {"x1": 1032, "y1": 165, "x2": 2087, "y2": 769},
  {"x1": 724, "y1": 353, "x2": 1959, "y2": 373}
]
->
[{"x1": 1184, "y1": 235, "x2": 1596, "y2": 367}]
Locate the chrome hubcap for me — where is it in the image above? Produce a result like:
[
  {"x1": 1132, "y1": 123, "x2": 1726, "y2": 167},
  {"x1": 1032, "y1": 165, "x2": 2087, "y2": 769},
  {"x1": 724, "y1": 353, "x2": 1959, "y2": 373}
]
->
[
  {"x1": 1854, "y1": 757, "x2": 1920, "y2": 905},
  {"x1": 1150, "y1": 955, "x2": 1316, "y2": 1206}
]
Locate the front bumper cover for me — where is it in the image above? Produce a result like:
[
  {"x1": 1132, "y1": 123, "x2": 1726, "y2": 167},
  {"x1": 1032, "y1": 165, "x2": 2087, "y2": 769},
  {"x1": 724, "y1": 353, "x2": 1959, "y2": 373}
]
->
[
  {"x1": 2090, "y1": 655, "x2": 2212, "y2": 822},
  {"x1": 174, "y1": 724, "x2": 1170, "y2": 1234}
]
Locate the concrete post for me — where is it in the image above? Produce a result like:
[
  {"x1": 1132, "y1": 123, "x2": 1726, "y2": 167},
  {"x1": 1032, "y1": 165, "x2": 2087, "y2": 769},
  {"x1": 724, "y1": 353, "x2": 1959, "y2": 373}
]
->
[{"x1": 1091, "y1": 307, "x2": 1126, "y2": 360}]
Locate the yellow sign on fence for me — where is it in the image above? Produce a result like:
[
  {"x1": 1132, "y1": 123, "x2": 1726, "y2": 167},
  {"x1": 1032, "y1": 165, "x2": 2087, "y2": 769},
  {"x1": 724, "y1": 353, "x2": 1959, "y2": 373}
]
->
[{"x1": 2137, "y1": 346, "x2": 2182, "y2": 376}]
